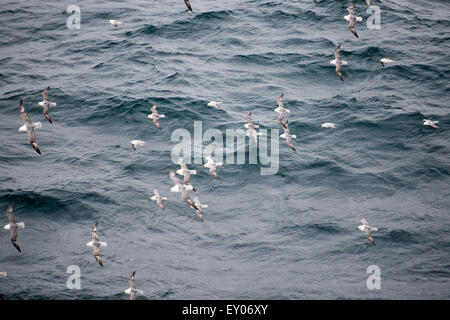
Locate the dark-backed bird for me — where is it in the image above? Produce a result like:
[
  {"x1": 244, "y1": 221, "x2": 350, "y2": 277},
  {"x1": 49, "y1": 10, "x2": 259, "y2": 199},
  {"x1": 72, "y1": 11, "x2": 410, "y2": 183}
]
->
[
  {"x1": 274, "y1": 94, "x2": 291, "y2": 122},
  {"x1": 280, "y1": 119, "x2": 297, "y2": 152},
  {"x1": 124, "y1": 271, "x2": 143, "y2": 300},
  {"x1": 148, "y1": 104, "x2": 165, "y2": 129},
  {"x1": 150, "y1": 188, "x2": 167, "y2": 211},
  {"x1": 19, "y1": 99, "x2": 42, "y2": 155},
  {"x1": 330, "y1": 44, "x2": 347, "y2": 81},
  {"x1": 86, "y1": 222, "x2": 107, "y2": 267},
  {"x1": 204, "y1": 155, "x2": 222, "y2": 179},
  {"x1": 344, "y1": 4, "x2": 362, "y2": 38},
  {"x1": 244, "y1": 112, "x2": 263, "y2": 144},
  {"x1": 169, "y1": 170, "x2": 199, "y2": 210},
  {"x1": 358, "y1": 218, "x2": 378, "y2": 246},
  {"x1": 38, "y1": 86, "x2": 56, "y2": 124},
  {"x1": 193, "y1": 196, "x2": 208, "y2": 222},
  {"x1": 4, "y1": 201, "x2": 24, "y2": 253}
]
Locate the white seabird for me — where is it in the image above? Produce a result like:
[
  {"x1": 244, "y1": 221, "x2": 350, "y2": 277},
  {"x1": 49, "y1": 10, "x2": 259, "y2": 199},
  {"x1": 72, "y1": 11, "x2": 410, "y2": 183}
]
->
[
  {"x1": 330, "y1": 44, "x2": 347, "y2": 81},
  {"x1": 358, "y1": 218, "x2": 378, "y2": 246},
  {"x1": 244, "y1": 112, "x2": 263, "y2": 144},
  {"x1": 184, "y1": 0, "x2": 193, "y2": 12},
  {"x1": 38, "y1": 86, "x2": 56, "y2": 124},
  {"x1": 177, "y1": 155, "x2": 197, "y2": 191},
  {"x1": 19, "y1": 99, "x2": 42, "y2": 155},
  {"x1": 280, "y1": 119, "x2": 296, "y2": 152},
  {"x1": 4, "y1": 201, "x2": 24, "y2": 253},
  {"x1": 204, "y1": 155, "x2": 222, "y2": 179},
  {"x1": 0, "y1": 272, "x2": 6, "y2": 278},
  {"x1": 207, "y1": 101, "x2": 222, "y2": 109},
  {"x1": 321, "y1": 122, "x2": 336, "y2": 128},
  {"x1": 380, "y1": 58, "x2": 395, "y2": 67},
  {"x1": 131, "y1": 140, "x2": 145, "y2": 151},
  {"x1": 150, "y1": 188, "x2": 167, "y2": 211},
  {"x1": 274, "y1": 94, "x2": 291, "y2": 121},
  {"x1": 193, "y1": 196, "x2": 207, "y2": 222},
  {"x1": 86, "y1": 222, "x2": 107, "y2": 267},
  {"x1": 124, "y1": 271, "x2": 143, "y2": 300},
  {"x1": 169, "y1": 170, "x2": 198, "y2": 210},
  {"x1": 148, "y1": 104, "x2": 165, "y2": 129},
  {"x1": 423, "y1": 119, "x2": 439, "y2": 129},
  {"x1": 344, "y1": 4, "x2": 362, "y2": 38},
  {"x1": 109, "y1": 20, "x2": 122, "y2": 27}
]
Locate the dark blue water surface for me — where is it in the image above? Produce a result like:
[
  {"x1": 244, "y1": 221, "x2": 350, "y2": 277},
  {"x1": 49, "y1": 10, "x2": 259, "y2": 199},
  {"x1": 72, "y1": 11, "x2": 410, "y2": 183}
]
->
[{"x1": 0, "y1": 0, "x2": 449, "y2": 299}]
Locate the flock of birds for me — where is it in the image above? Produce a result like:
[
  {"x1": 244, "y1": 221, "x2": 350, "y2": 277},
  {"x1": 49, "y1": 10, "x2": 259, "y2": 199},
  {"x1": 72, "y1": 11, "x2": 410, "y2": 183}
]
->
[{"x1": 1, "y1": 1, "x2": 441, "y2": 300}]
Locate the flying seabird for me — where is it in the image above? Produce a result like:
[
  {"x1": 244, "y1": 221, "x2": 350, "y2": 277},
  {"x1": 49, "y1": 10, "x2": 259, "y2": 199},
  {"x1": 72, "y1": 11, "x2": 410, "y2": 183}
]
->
[
  {"x1": 4, "y1": 201, "x2": 24, "y2": 253},
  {"x1": 380, "y1": 58, "x2": 395, "y2": 67},
  {"x1": 244, "y1": 112, "x2": 263, "y2": 144},
  {"x1": 274, "y1": 94, "x2": 291, "y2": 121},
  {"x1": 321, "y1": 122, "x2": 336, "y2": 128},
  {"x1": 204, "y1": 155, "x2": 222, "y2": 179},
  {"x1": 280, "y1": 120, "x2": 297, "y2": 152},
  {"x1": 423, "y1": 119, "x2": 439, "y2": 129},
  {"x1": 184, "y1": 0, "x2": 193, "y2": 12},
  {"x1": 344, "y1": 4, "x2": 362, "y2": 38},
  {"x1": 207, "y1": 101, "x2": 222, "y2": 109},
  {"x1": 131, "y1": 140, "x2": 145, "y2": 151},
  {"x1": 150, "y1": 188, "x2": 167, "y2": 211},
  {"x1": 148, "y1": 104, "x2": 165, "y2": 129},
  {"x1": 193, "y1": 196, "x2": 207, "y2": 222},
  {"x1": 177, "y1": 155, "x2": 197, "y2": 191},
  {"x1": 38, "y1": 86, "x2": 56, "y2": 124},
  {"x1": 330, "y1": 44, "x2": 347, "y2": 81},
  {"x1": 358, "y1": 218, "x2": 378, "y2": 246},
  {"x1": 19, "y1": 99, "x2": 42, "y2": 155},
  {"x1": 86, "y1": 222, "x2": 107, "y2": 267},
  {"x1": 169, "y1": 170, "x2": 198, "y2": 210},
  {"x1": 124, "y1": 271, "x2": 143, "y2": 300},
  {"x1": 109, "y1": 20, "x2": 122, "y2": 27}
]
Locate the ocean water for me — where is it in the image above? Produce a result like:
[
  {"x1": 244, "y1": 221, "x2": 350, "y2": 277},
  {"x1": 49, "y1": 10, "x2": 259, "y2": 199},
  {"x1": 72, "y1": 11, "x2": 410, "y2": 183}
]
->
[{"x1": 0, "y1": 0, "x2": 449, "y2": 300}]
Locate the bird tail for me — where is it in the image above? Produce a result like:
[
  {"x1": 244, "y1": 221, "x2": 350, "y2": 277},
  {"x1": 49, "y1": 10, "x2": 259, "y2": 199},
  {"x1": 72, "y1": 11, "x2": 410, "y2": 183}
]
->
[
  {"x1": 11, "y1": 240, "x2": 21, "y2": 252},
  {"x1": 31, "y1": 143, "x2": 42, "y2": 155},
  {"x1": 95, "y1": 256, "x2": 104, "y2": 267}
]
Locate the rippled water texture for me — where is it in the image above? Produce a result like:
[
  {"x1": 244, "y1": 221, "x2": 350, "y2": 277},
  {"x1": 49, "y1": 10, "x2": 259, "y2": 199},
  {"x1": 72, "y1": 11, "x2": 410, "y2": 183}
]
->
[{"x1": 0, "y1": 0, "x2": 449, "y2": 299}]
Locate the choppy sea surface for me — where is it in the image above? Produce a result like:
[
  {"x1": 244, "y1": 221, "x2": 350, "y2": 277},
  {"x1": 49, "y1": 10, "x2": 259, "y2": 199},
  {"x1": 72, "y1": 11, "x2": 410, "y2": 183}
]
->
[{"x1": 0, "y1": 0, "x2": 449, "y2": 300}]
